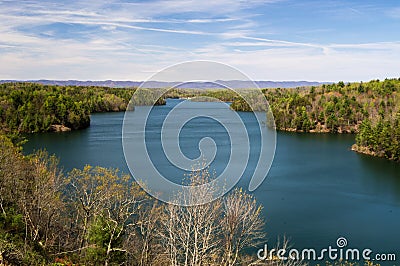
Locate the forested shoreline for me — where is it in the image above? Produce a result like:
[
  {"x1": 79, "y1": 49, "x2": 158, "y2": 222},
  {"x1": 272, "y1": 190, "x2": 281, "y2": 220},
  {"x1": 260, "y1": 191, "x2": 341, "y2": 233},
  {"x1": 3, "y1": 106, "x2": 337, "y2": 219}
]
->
[
  {"x1": 0, "y1": 83, "x2": 137, "y2": 134},
  {"x1": 168, "y1": 79, "x2": 400, "y2": 162},
  {"x1": 258, "y1": 78, "x2": 400, "y2": 162},
  {"x1": 1, "y1": 79, "x2": 399, "y2": 162},
  {"x1": 261, "y1": 79, "x2": 400, "y2": 161}
]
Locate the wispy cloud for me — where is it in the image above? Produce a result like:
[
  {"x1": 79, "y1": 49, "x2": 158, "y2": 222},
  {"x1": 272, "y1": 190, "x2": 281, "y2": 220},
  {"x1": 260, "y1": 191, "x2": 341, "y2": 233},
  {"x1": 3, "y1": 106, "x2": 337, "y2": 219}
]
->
[
  {"x1": 386, "y1": 7, "x2": 400, "y2": 19},
  {"x1": 0, "y1": 0, "x2": 399, "y2": 81}
]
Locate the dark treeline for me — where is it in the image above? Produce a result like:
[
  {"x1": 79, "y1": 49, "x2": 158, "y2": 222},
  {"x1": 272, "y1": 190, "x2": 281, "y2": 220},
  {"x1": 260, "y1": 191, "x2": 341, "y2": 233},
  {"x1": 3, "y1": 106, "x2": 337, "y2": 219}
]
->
[
  {"x1": 0, "y1": 83, "x2": 136, "y2": 134},
  {"x1": 353, "y1": 114, "x2": 400, "y2": 161}
]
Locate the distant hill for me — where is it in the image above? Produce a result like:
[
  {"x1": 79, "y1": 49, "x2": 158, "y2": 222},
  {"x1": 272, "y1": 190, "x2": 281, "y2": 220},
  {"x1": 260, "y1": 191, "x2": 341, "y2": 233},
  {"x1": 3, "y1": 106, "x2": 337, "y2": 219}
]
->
[{"x1": 0, "y1": 80, "x2": 328, "y2": 89}]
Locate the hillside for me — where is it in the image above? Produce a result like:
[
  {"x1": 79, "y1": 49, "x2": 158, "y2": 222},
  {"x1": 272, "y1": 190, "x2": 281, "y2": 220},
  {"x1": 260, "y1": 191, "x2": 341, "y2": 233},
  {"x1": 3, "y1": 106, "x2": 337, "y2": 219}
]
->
[
  {"x1": 0, "y1": 79, "x2": 326, "y2": 89},
  {"x1": 230, "y1": 78, "x2": 400, "y2": 161},
  {"x1": 0, "y1": 83, "x2": 136, "y2": 134}
]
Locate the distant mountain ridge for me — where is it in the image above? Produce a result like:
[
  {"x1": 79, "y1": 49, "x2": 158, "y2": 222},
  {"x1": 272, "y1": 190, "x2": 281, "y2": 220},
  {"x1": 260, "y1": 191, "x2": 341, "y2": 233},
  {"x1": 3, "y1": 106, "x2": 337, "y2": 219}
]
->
[{"x1": 0, "y1": 79, "x2": 328, "y2": 88}]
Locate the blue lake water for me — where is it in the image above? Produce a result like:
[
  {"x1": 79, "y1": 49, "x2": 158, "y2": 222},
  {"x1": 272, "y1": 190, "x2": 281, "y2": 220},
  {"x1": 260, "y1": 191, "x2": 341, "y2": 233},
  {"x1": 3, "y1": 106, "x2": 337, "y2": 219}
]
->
[{"x1": 24, "y1": 99, "x2": 400, "y2": 264}]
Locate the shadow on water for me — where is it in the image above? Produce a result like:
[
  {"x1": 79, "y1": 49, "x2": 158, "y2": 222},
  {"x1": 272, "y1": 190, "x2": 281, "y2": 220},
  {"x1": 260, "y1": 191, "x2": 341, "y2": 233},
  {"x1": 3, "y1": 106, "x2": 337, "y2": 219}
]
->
[{"x1": 356, "y1": 153, "x2": 400, "y2": 203}]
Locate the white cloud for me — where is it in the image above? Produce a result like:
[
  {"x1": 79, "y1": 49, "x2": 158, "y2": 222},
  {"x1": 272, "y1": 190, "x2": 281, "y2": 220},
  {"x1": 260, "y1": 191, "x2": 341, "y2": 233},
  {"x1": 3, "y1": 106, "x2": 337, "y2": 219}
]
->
[
  {"x1": 0, "y1": 0, "x2": 399, "y2": 82},
  {"x1": 2, "y1": 30, "x2": 400, "y2": 82}
]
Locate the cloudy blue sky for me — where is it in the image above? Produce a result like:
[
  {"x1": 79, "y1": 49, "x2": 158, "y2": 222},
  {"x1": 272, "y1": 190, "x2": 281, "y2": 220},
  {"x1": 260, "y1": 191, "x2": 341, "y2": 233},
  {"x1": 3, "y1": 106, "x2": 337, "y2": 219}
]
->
[{"x1": 1, "y1": 0, "x2": 400, "y2": 81}]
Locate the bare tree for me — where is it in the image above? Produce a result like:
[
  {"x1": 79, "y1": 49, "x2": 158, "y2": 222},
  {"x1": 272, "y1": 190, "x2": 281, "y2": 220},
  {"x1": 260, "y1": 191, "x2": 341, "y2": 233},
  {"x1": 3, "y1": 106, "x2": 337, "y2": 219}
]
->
[
  {"x1": 100, "y1": 177, "x2": 147, "y2": 266},
  {"x1": 22, "y1": 151, "x2": 64, "y2": 250},
  {"x1": 161, "y1": 167, "x2": 222, "y2": 266},
  {"x1": 0, "y1": 139, "x2": 66, "y2": 261},
  {"x1": 63, "y1": 166, "x2": 159, "y2": 266},
  {"x1": 161, "y1": 167, "x2": 266, "y2": 266},
  {"x1": 222, "y1": 188, "x2": 265, "y2": 266},
  {"x1": 124, "y1": 200, "x2": 164, "y2": 266},
  {"x1": 64, "y1": 166, "x2": 120, "y2": 253},
  {"x1": 0, "y1": 135, "x2": 24, "y2": 219}
]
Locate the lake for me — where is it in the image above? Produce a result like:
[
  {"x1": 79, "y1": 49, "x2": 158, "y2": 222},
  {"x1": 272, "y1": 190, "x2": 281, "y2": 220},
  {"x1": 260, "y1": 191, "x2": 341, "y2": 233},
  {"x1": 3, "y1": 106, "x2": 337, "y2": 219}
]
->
[{"x1": 24, "y1": 99, "x2": 400, "y2": 264}]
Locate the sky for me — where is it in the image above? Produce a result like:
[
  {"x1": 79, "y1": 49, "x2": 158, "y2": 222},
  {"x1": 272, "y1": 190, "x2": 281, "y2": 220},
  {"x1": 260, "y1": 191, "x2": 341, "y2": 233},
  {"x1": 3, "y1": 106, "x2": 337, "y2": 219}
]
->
[{"x1": 1, "y1": 0, "x2": 400, "y2": 82}]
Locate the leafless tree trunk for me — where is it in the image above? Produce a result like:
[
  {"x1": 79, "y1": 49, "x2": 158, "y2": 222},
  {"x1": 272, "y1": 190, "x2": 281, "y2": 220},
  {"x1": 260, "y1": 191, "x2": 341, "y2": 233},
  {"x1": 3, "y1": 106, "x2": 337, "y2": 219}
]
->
[
  {"x1": 161, "y1": 167, "x2": 266, "y2": 266},
  {"x1": 161, "y1": 167, "x2": 222, "y2": 266},
  {"x1": 125, "y1": 200, "x2": 163, "y2": 266},
  {"x1": 221, "y1": 188, "x2": 265, "y2": 266}
]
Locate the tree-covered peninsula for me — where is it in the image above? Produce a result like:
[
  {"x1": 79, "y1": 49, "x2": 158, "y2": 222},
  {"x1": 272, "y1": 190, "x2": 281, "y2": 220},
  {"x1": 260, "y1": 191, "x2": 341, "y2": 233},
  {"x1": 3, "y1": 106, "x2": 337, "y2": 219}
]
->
[
  {"x1": 0, "y1": 83, "x2": 140, "y2": 134},
  {"x1": 230, "y1": 78, "x2": 400, "y2": 161},
  {"x1": 166, "y1": 78, "x2": 400, "y2": 161}
]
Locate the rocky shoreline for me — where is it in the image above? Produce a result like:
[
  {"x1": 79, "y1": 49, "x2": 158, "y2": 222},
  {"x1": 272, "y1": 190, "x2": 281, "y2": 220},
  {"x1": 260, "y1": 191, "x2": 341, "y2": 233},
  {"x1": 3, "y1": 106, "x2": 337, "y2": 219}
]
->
[
  {"x1": 350, "y1": 144, "x2": 390, "y2": 160},
  {"x1": 50, "y1": 124, "x2": 72, "y2": 132},
  {"x1": 276, "y1": 123, "x2": 358, "y2": 134}
]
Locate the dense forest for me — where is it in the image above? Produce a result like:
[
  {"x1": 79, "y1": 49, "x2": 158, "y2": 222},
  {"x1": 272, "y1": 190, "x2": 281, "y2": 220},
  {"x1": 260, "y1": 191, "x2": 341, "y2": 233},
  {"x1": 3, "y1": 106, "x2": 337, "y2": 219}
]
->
[
  {"x1": 261, "y1": 78, "x2": 400, "y2": 161},
  {"x1": 0, "y1": 83, "x2": 138, "y2": 134},
  {"x1": 353, "y1": 114, "x2": 400, "y2": 161},
  {"x1": 230, "y1": 79, "x2": 400, "y2": 132}
]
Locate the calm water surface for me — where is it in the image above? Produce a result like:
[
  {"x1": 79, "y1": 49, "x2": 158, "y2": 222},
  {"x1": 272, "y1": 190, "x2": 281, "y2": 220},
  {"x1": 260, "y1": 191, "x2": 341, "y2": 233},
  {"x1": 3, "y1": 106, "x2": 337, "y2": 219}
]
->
[{"x1": 24, "y1": 99, "x2": 400, "y2": 264}]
